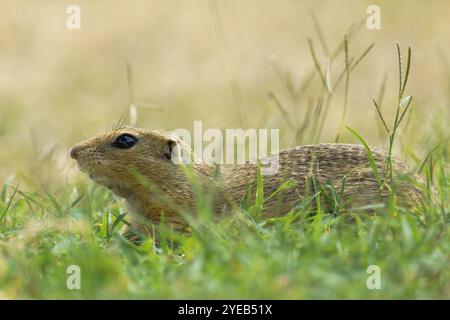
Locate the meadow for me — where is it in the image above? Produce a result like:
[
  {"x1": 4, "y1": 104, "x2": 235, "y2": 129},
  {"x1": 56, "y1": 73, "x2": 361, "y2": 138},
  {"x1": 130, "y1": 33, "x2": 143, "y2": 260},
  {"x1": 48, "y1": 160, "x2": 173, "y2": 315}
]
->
[{"x1": 0, "y1": 0, "x2": 449, "y2": 299}]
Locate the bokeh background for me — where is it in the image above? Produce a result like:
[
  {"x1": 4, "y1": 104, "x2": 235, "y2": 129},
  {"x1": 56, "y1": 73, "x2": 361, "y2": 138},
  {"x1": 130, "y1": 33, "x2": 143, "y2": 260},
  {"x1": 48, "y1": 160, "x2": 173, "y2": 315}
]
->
[{"x1": 0, "y1": 0, "x2": 449, "y2": 188}]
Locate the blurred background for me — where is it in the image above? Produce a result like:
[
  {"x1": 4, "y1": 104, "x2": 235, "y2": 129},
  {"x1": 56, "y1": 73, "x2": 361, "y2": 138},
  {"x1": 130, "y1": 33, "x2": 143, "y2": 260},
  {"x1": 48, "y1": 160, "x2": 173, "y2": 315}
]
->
[{"x1": 0, "y1": 0, "x2": 449, "y2": 189}]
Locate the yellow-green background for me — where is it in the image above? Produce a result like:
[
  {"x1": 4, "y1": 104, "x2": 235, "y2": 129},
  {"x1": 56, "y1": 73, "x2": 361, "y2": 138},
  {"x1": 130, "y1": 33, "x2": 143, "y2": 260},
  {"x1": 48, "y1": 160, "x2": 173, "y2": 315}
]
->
[{"x1": 1, "y1": 0, "x2": 449, "y2": 186}]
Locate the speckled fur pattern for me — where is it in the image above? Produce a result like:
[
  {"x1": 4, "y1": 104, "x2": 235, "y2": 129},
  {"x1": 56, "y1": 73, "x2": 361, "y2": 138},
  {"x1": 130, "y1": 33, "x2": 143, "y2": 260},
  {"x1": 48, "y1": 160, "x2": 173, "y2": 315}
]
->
[
  {"x1": 70, "y1": 127, "x2": 423, "y2": 233},
  {"x1": 226, "y1": 144, "x2": 422, "y2": 217}
]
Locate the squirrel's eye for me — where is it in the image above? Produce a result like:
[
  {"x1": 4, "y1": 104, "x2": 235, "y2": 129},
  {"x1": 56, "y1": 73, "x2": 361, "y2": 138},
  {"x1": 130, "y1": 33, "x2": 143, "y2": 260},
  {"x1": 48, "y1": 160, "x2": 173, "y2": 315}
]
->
[{"x1": 111, "y1": 134, "x2": 138, "y2": 149}]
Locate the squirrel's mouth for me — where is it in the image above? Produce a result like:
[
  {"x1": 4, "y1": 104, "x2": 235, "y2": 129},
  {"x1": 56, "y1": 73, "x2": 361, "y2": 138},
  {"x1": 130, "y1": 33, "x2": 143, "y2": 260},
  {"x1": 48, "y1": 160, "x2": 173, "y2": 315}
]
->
[
  {"x1": 87, "y1": 173, "x2": 131, "y2": 197},
  {"x1": 76, "y1": 162, "x2": 106, "y2": 182},
  {"x1": 74, "y1": 160, "x2": 131, "y2": 197},
  {"x1": 75, "y1": 162, "x2": 109, "y2": 185},
  {"x1": 88, "y1": 173, "x2": 112, "y2": 185},
  {"x1": 75, "y1": 161, "x2": 90, "y2": 174}
]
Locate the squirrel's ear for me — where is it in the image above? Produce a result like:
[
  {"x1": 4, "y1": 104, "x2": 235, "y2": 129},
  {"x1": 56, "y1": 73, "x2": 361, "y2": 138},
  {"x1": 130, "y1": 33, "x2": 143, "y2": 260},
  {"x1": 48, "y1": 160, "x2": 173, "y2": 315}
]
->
[
  {"x1": 163, "y1": 134, "x2": 189, "y2": 164},
  {"x1": 163, "y1": 138, "x2": 178, "y2": 161}
]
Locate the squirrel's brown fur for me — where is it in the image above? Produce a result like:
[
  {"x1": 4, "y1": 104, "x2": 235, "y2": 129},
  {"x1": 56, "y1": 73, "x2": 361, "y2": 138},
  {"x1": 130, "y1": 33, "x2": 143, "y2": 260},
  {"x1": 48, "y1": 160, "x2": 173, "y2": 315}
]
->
[{"x1": 70, "y1": 127, "x2": 423, "y2": 235}]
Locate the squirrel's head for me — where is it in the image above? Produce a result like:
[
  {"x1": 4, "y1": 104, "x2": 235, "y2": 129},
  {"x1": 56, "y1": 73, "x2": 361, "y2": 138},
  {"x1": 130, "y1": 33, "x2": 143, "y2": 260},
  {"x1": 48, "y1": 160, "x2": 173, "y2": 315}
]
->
[{"x1": 70, "y1": 127, "x2": 187, "y2": 196}]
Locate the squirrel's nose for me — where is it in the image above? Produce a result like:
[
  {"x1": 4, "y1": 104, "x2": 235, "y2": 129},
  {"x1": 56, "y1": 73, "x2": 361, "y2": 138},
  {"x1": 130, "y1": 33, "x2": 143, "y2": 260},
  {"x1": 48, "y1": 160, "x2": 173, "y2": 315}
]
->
[{"x1": 70, "y1": 145, "x2": 81, "y2": 159}]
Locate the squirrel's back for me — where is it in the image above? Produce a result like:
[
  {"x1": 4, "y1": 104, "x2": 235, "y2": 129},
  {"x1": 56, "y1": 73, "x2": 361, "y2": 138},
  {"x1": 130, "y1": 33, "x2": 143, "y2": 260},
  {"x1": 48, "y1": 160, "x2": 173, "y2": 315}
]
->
[{"x1": 225, "y1": 143, "x2": 423, "y2": 215}]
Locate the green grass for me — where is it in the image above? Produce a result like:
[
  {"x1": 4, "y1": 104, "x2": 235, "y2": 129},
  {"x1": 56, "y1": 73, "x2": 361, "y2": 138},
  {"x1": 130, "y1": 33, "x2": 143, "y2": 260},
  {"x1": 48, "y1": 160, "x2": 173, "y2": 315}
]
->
[
  {"x1": 0, "y1": 155, "x2": 448, "y2": 299},
  {"x1": 0, "y1": 33, "x2": 449, "y2": 299}
]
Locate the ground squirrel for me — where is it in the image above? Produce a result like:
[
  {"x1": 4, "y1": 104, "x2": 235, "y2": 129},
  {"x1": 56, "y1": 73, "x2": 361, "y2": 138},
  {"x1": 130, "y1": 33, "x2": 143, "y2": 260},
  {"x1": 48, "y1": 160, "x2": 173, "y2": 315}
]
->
[{"x1": 70, "y1": 126, "x2": 422, "y2": 236}]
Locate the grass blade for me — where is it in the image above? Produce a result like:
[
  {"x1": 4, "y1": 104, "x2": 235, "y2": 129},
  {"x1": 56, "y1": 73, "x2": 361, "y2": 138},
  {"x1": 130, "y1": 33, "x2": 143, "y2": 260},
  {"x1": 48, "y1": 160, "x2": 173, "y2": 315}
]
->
[{"x1": 346, "y1": 126, "x2": 383, "y2": 188}]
